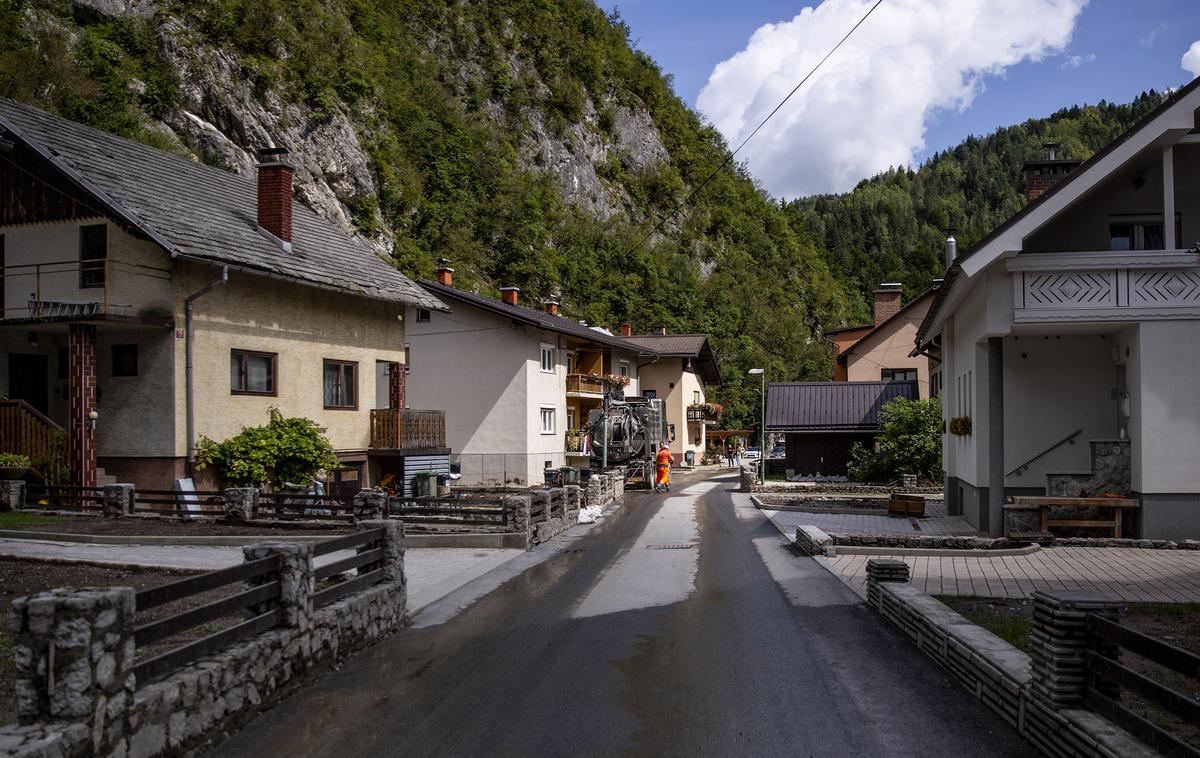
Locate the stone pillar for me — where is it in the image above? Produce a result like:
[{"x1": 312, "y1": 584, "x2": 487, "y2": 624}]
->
[
  {"x1": 353, "y1": 489, "x2": 387, "y2": 521},
  {"x1": 101, "y1": 483, "x2": 134, "y2": 518},
  {"x1": 10, "y1": 587, "x2": 135, "y2": 752},
  {"x1": 0, "y1": 479, "x2": 25, "y2": 511},
  {"x1": 504, "y1": 495, "x2": 532, "y2": 547},
  {"x1": 223, "y1": 487, "x2": 259, "y2": 522},
  {"x1": 612, "y1": 471, "x2": 624, "y2": 499},
  {"x1": 865, "y1": 558, "x2": 910, "y2": 609},
  {"x1": 1029, "y1": 591, "x2": 1122, "y2": 708},
  {"x1": 564, "y1": 485, "x2": 581, "y2": 512},
  {"x1": 388, "y1": 361, "x2": 405, "y2": 410},
  {"x1": 356, "y1": 519, "x2": 405, "y2": 585},
  {"x1": 68, "y1": 323, "x2": 98, "y2": 489},
  {"x1": 242, "y1": 542, "x2": 314, "y2": 632}
]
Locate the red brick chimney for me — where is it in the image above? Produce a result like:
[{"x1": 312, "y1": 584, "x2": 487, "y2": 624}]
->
[
  {"x1": 500, "y1": 287, "x2": 519, "y2": 305},
  {"x1": 1024, "y1": 142, "x2": 1081, "y2": 202},
  {"x1": 873, "y1": 283, "x2": 903, "y2": 324},
  {"x1": 435, "y1": 257, "x2": 453, "y2": 286},
  {"x1": 256, "y1": 147, "x2": 293, "y2": 243},
  {"x1": 619, "y1": 323, "x2": 632, "y2": 336},
  {"x1": 544, "y1": 298, "x2": 559, "y2": 316}
]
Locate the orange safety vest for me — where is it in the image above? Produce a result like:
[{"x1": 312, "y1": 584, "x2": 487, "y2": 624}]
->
[{"x1": 656, "y1": 449, "x2": 672, "y2": 468}]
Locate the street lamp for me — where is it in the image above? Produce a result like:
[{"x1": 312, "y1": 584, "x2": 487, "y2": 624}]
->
[{"x1": 748, "y1": 368, "x2": 765, "y2": 481}]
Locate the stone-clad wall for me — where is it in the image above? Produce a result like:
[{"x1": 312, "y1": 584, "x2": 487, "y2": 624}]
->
[
  {"x1": 0, "y1": 520, "x2": 407, "y2": 758},
  {"x1": 868, "y1": 577, "x2": 1154, "y2": 757}
]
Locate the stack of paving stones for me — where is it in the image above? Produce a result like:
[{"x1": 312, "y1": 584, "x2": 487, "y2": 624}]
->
[
  {"x1": 865, "y1": 558, "x2": 909, "y2": 609},
  {"x1": 1029, "y1": 591, "x2": 1122, "y2": 708},
  {"x1": 793, "y1": 525, "x2": 833, "y2": 556}
]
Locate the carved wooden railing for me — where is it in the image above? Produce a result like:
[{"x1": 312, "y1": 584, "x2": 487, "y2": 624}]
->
[
  {"x1": 0, "y1": 399, "x2": 65, "y2": 481},
  {"x1": 566, "y1": 374, "x2": 604, "y2": 395},
  {"x1": 369, "y1": 409, "x2": 446, "y2": 450}
]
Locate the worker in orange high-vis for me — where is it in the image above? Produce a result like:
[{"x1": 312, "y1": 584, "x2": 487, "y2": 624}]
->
[{"x1": 655, "y1": 443, "x2": 674, "y2": 493}]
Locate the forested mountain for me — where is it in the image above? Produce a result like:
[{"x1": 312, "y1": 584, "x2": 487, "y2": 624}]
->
[
  {"x1": 787, "y1": 92, "x2": 1171, "y2": 300},
  {"x1": 0, "y1": 0, "x2": 1173, "y2": 431}
]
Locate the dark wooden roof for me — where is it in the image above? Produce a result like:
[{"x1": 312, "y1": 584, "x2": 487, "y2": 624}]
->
[
  {"x1": 766, "y1": 380, "x2": 918, "y2": 432},
  {"x1": 619, "y1": 333, "x2": 721, "y2": 384},
  {"x1": 0, "y1": 98, "x2": 444, "y2": 309}
]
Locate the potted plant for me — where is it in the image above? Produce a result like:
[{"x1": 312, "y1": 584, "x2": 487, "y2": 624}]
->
[{"x1": 0, "y1": 453, "x2": 31, "y2": 479}]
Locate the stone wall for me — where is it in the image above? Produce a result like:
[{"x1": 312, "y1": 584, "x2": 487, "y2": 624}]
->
[
  {"x1": 0, "y1": 521, "x2": 407, "y2": 758},
  {"x1": 867, "y1": 573, "x2": 1155, "y2": 757}
]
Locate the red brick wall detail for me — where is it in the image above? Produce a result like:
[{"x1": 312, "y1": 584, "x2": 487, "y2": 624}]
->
[
  {"x1": 389, "y1": 362, "x2": 406, "y2": 410},
  {"x1": 257, "y1": 164, "x2": 294, "y2": 242},
  {"x1": 68, "y1": 324, "x2": 97, "y2": 488}
]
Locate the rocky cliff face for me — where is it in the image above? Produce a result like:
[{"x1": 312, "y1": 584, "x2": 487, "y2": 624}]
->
[{"x1": 40, "y1": 0, "x2": 671, "y2": 254}]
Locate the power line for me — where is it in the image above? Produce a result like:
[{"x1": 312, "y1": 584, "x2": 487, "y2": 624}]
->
[{"x1": 632, "y1": 0, "x2": 885, "y2": 249}]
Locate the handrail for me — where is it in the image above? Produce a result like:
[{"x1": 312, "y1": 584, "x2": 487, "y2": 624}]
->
[
  {"x1": 0, "y1": 398, "x2": 62, "y2": 431},
  {"x1": 1005, "y1": 428, "x2": 1082, "y2": 477}
]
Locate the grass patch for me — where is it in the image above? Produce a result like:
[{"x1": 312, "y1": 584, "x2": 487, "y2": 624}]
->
[
  {"x1": 936, "y1": 596, "x2": 1034, "y2": 652},
  {"x1": 0, "y1": 512, "x2": 60, "y2": 528}
]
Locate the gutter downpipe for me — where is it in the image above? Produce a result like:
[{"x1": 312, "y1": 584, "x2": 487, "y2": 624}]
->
[{"x1": 185, "y1": 266, "x2": 229, "y2": 476}]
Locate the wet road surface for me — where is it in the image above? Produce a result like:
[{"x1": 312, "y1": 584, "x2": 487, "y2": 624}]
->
[{"x1": 213, "y1": 470, "x2": 1028, "y2": 757}]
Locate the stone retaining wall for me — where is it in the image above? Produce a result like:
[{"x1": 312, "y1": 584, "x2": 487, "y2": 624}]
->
[
  {"x1": 1054, "y1": 537, "x2": 1200, "y2": 550},
  {"x1": 830, "y1": 534, "x2": 1012, "y2": 550},
  {"x1": 0, "y1": 521, "x2": 407, "y2": 758},
  {"x1": 867, "y1": 574, "x2": 1154, "y2": 757}
]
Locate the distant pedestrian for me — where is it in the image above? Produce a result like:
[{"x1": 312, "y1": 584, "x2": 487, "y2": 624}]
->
[
  {"x1": 655, "y1": 443, "x2": 674, "y2": 493},
  {"x1": 725, "y1": 443, "x2": 735, "y2": 468}
]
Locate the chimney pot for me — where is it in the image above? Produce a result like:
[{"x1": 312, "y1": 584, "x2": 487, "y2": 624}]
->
[
  {"x1": 619, "y1": 323, "x2": 632, "y2": 337},
  {"x1": 872, "y1": 282, "x2": 903, "y2": 324},
  {"x1": 651, "y1": 325, "x2": 667, "y2": 336},
  {"x1": 945, "y1": 235, "x2": 957, "y2": 269},
  {"x1": 256, "y1": 146, "x2": 293, "y2": 244},
  {"x1": 543, "y1": 298, "x2": 559, "y2": 316},
  {"x1": 500, "y1": 286, "x2": 519, "y2": 306}
]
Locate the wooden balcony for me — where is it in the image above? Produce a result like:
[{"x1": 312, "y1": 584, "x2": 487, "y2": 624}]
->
[
  {"x1": 1008, "y1": 250, "x2": 1200, "y2": 323},
  {"x1": 687, "y1": 406, "x2": 720, "y2": 425},
  {"x1": 369, "y1": 409, "x2": 446, "y2": 452},
  {"x1": 566, "y1": 374, "x2": 604, "y2": 396}
]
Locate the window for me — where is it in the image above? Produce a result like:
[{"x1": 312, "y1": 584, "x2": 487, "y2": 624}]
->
[
  {"x1": 323, "y1": 359, "x2": 357, "y2": 409},
  {"x1": 0, "y1": 234, "x2": 5, "y2": 316},
  {"x1": 693, "y1": 391, "x2": 701, "y2": 405},
  {"x1": 404, "y1": 343, "x2": 411, "y2": 374},
  {"x1": 540, "y1": 344, "x2": 555, "y2": 373},
  {"x1": 619, "y1": 361, "x2": 629, "y2": 378},
  {"x1": 111, "y1": 344, "x2": 138, "y2": 377},
  {"x1": 1109, "y1": 214, "x2": 1181, "y2": 251},
  {"x1": 540, "y1": 406, "x2": 556, "y2": 434},
  {"x1": 882, "y1": 368, "x2": 918, "y2": 381},
  {"x1": 416, "y1": 308, "x2": 431, "y2": 322},
  {"x1": 230, "y1": 349, "x2": 276, "y2": 395},
  {"x1": 566, "y1": 352, "x2": 575, "y2": 375},
  {"x1": 79, "y1": 224, "x2": 107, "y2": 289},
  {"x1": 643, "y1": 389, "x2": 656, "y2": 400}
]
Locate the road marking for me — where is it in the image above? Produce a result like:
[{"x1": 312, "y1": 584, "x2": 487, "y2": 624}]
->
[{"x1": 572, "y1": 495, "x2": 700, "y2": 618}]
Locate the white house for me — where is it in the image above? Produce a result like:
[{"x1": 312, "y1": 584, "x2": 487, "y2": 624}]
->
[
  {"x1": 407, "y1": 267, "x2": 651, "y2": 486},
  {"x1": 916, "y1": 77, "x2": 1200, "y2": 539}
]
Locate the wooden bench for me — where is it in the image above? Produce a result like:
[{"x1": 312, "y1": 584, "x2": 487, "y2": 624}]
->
[
  {"x1": 1006, "y1": 496, "x2": 1140, "y2": 538},
  {"x1": 887, "y1": 494, "x2": 926, "y2": 518}
]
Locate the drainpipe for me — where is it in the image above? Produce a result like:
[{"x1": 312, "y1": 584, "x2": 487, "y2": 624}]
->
[{"x1": 185, "y1": 267, "x2": 229, "y2": 475}]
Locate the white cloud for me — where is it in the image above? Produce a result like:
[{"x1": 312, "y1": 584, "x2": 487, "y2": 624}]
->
[
  {"x1": 1061, "y1": 53, "x2": 1095, "y2": 69},
  {"x1": 696, "y1": 0, "x2": 1088, "y2": 198},
  {"x1": 1140, "y1": 22, "x2": 1167, "y2": 48},
  {"x1": 1183, "y1": 40, "x2": 1200, "y2": 78}
]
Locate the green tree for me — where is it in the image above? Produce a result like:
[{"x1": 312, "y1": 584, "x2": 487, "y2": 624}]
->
[
  {"x1": 195, "y1": 408, "x2": 340, "y2": 486},
  {"x1": 848, "y1": 396, "x2": 942, "y2": 483}
]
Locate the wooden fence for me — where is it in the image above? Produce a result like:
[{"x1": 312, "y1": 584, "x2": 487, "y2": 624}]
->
[
  {"x1": 25, "y1": 483, "x2": 102, "y2": 512},
  {"x1": 389, "y1": 495, "x2": 512, "y2": 531},
  {"x1": 132, "y1": 555, "x2": 283, "y2": 685},
  {"x1": 311, "y1": 528, "x2": 389, "y2": 608},
  {"x1": 1084, "y1": 613, "x2": 1200, "y2": 757},
  {"x1": 0, "y1": 399, "x2": 65, "y2": 481},
  {"x1": 257, "y1": 492, "x2": 357, "y2": 521},
  {"x1": 132, "y1": 489, "x2": 225, "y2": 516}
]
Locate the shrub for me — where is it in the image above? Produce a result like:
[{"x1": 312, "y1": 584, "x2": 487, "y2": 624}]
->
[
  {"x1": 849, "y1": 396, "x2": 942, "y2": 483},
  {"x1": 195, "y1": 408, "x2": 340, "y2": 486},
  {"x1": 0, "y1": 453, "x2": 30, "y2": 467}
]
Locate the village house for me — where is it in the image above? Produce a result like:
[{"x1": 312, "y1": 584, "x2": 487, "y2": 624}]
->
[
  {"x1": 0, "y1": 99, "x2": 447, "y2": 493},
  {"x1": 916, "y1": 78, "x2": 1200, "y2": 539},
  {"x1": 764, "y1": 282, "x2": 936, "y2": 478},
  {"x1": 408, "y1": 267, "x2": 652, "y2": 486},
  {"x1": 616, "y1": 327, "x2": 721, "y2": 466}
]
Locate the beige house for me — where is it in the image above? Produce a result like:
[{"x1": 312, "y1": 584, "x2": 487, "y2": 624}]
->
[
  {"x1": 408, "y1": 272, "x2": 650, "y2": 486},
  {"x1": 0, "y1": 99, "x2": 446, "y2": 492},
  {"x1": 827, "y1": 282, "x2": 936, "y2": 396},
  {"x1": 618, "y1": 329, "x2": 721, "y2": 466},
  {"x1": 916, "y1": 77, "x2": 1200, "y2": 539}
]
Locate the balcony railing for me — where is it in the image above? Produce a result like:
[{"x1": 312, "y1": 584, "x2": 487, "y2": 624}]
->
[
  {"x1": 566, "y1": 374, "x2": 604, "y2": 396},
  {"x1": 369, "y1": 409, "x2": 446, "y2": 450},
  {"x1": 687, "y1": 406, "x2": 720, "y2": 425},
  {"x1": 0, "y1": 258, "x2": 172, "y2": 321},
  {"x1": 1009, "y1": 250, "x2": 1200, "y2": 323}
]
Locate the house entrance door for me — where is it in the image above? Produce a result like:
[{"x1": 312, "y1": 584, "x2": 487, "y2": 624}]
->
[{"x1": 8, "y1": 353, "x2": 49, "y2": 415}]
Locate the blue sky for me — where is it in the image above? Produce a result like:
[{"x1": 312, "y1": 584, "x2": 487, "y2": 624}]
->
[{"x1": 597, "y1": 0, "x2": 1199, "y2": 192}]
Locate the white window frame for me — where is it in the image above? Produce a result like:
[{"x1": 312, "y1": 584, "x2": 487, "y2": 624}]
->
[
  {"x1": 540, "y1": 344, "x2": 556, "y2": 374},
  {"x1": 540, "y1": 406, "x2": 556, "y2": 435},
  {"x1": 619, "y1": 361, "x2": 629, "y2": 378}
]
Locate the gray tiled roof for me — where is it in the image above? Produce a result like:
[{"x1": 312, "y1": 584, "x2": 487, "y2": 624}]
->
[
  {"x1": 0, "y1": 98, "x2": 444, "y2": 309},
  {"x1": 766, "y1": 381, "x2": 918, "y2": 431},
  {"x1": 419, "y1": 282, "x2": 656, "y2": 353},
  {"x1": 620, "y1": 333, "x2": 721, "y2": 385}
]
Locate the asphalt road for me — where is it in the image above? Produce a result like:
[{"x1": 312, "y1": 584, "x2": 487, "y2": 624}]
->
[{"x1": 213, "y1": 470, "x2": 1028, "y2": 757}]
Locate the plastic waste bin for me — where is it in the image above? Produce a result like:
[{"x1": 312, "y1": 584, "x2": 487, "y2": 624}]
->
[
  {"x1": 411, "y1": 472, "x2": 438, "y2": 498},
  {"x1": 685, "y1": 450, "x2": 695, "y2": 467},
  {"x1": 560, "y1": 466, "x2": 580, "y2": 484},
  {"x1": 544, "y1": 468, "x2": 561, "y2": 486}
]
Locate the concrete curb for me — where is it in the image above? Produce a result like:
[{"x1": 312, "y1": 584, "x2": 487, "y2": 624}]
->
[
  {"x1": 830, "y1": 543, "x2": 1041, "y2": 557},
  {"x1": 0, "y1": 529, "x2": 528, "y2": 549},
  {"x1": 0, "y1": 552, "x2": 206, "y2": 574}
]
